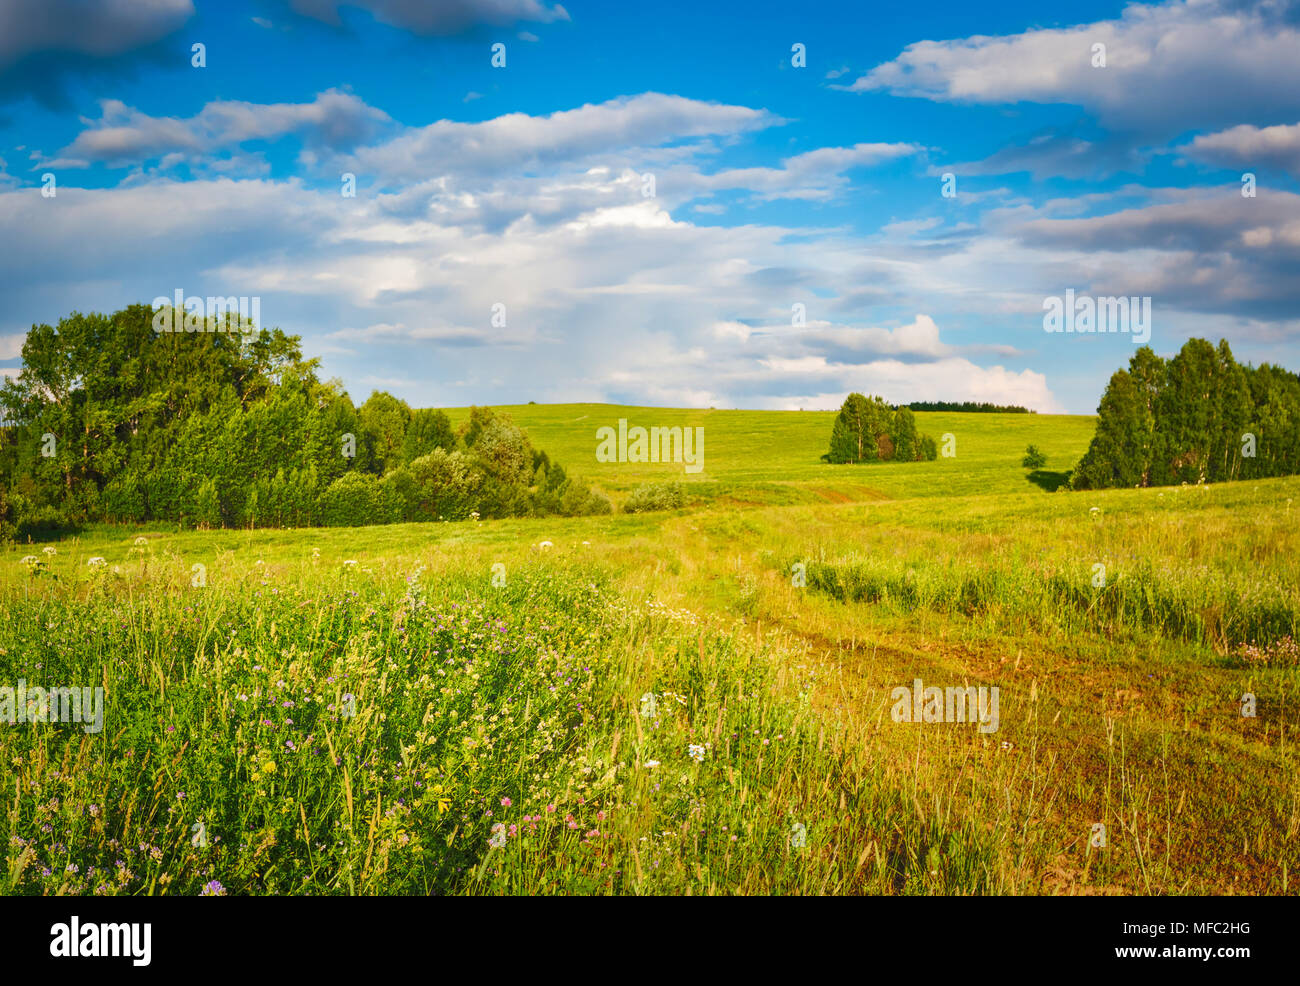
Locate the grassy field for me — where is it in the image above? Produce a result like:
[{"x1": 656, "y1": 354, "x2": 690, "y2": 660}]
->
[
  {"x1": 442, "y1": 404, "x2": 1097, "y2": 504},
  {"x1": 2, "y1": 407, "x2": 1297, "y2": 896}
]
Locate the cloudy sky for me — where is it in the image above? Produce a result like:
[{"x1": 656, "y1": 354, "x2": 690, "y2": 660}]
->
[{"x1": 1, "y1": 0, "x2": 1298, "y2": 413}]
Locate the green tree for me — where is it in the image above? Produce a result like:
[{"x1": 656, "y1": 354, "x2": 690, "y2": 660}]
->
[
  {"x1": 358, "y1": 391, "x2": 410, "y2": 475},
  {"x1": 401, "y1": 408, "x2": 457, "y2": 463},
  {"x1": 891, "y1": 407, "x2": 919, "y2": 461}
]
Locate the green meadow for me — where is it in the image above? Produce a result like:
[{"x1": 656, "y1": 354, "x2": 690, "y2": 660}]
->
[
  {"x1": 443, "y1": 404, "x2": 1097, "y2": 503},
  {"x1": 2, "y1": 407, "x2": 1297, "y2": 896}
]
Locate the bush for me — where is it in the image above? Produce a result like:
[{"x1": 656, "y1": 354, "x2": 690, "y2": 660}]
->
[
  {"x1": 557, "y1": 481, "x2": 613, "y2": 516},
  {"x1": 1022, "y1": 444, "x2": 1048, "y2": 469},
  {"x1": 407, "y1": 449, "x2": 484, "y2": 521},
  {"x1": 919, "y1": 435, "x2": 938, "y2": 461},
  {"x1": 317, "y1": 472, "x2": 390, "y2": 527},
  {"x1": 623, "y1": 481, "x2": 687, "y2": 513}
]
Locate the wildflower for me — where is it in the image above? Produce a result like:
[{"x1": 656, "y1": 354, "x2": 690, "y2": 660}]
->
[
  {"x1": 87, "y1": 557, "x2": 106, "y2": 567},
  {"x1": 19, "y1": 556, "x2": 38, "y2": 565},
  {"x1": 42, "y1": 546, "x2": 57, "y2": 556},
  {"x1": 500, "y1": 797, "x2": 512, "y2": 807},
  {"x1": 488, "y1": 823, "x2": 507, "y2": 849},
  {"x1": 790, "y1": 822, "x2": 807, "y2": 849},
  {"x1": 343, "y1": 560, "x2": 357, "y2": 568},
  {"x1": 199, "y1": 880, "x2": 226, "y2": 896},
  {"x1": 687, "y1": 744, "x2": 706, "y2": 763},
  {"x1": 134, "y1": 537, "x2": 148, "y2": 546},
  {"x1": 643, "y1": 760, "x2": 660, "y2": 768}
]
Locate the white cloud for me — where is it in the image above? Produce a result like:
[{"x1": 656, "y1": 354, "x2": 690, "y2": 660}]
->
[
  {"x1": 0, "y1": 333, "x2": 24, "y2": 359},
  {"x1": 348, "y1": 93, "x2": 779, "y2": 182},
  {"x1": 54, "y1": 89, "x2": 393, "y2": 166},
  {"x1": 848, "y1": 0, "x2": 1300, "y2": 134},
  {"x1": 1186, "y1": 121, "x2": 1300, "y2": 176}
]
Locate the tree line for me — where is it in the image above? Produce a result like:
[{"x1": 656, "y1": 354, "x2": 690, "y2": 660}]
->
[
  {"x1": 823, "y1": 393, "x2": 940, "y2": 464},
  {"x1": 905, "y1": 401, "x2": 1032, "y2": 414},
  {"x1": 1072, "y1": 338, "x2": 1300, "y2": 488},
  {"x1": 0, "y1": 304, "x2": 610, "y2": 540}
]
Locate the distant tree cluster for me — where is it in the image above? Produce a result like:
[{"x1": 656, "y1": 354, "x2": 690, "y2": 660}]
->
[
  {"x1": 0, "y1": 304, "x2": 610, "y2": 537},
  {"x1": 823, "y1": 393, "x2": 939, "y2": 464},
  {"x1": 906, "y1": 401, "x2": 1032, "y2": 414},
  {"x1": 1072, "y1": 338, "x2": 1300, "y2": 489}
]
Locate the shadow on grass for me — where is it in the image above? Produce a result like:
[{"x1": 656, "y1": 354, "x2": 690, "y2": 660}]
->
[{"x1": 1026, "y1": 470, "x2": 1071, "y2": 492}]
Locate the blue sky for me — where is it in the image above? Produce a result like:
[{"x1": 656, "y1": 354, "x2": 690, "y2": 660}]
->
[{"x1": 2, "y1": 0, "x2": 1299, "y2": 413}]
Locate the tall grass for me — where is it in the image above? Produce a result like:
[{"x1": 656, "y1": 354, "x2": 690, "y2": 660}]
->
[{"x1": 0, "y1": 551, "x2": 1007, "y2": 895}]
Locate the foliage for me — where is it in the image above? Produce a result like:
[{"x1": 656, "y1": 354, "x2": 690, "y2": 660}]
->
[
  {"x1": 1073, "y1": 339, "x2": 1300, "y2": 489},
  {"x1": 823, "y1": 393, "x2": 938, "y2": 464},
  {"x1": 907, "y1": 401, "x2": 1032, "y2": 413},
  {"x1": 623, "y1": 481, "x2": 687, "y2": 513},
  {"x1": 0, "y1": 307, "x2": 607, "y2": 530}
]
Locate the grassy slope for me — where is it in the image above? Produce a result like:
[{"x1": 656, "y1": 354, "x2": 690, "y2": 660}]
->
[
  {"x1": 2, "y1": 408, "x2": 1297, "y2": 896},
  {"x1": 442, "y1": 404, "x2": 1096, "y2": 503}
]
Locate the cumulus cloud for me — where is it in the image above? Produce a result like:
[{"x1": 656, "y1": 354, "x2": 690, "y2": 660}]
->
[
  {"x1": 0, "y1": 332, "x2": 24, "y2": 359},
  {"x1": 668, "y1": 142, "x2": 923, "y2": 202},
  {"x1": 50, "y1": 89, "x2": 393, "y2": 167},
  {"x1": 0, "y1": 171, "x2": 1067, "y2": 411},
  {"x1": 751, "y1": 358, "x2": 1061, "y2": 412},
  {"x1": 349, "y1": 92, "x2": 778, "y2": 183},
  {"x1": 848, "y1": 0, "x2": 1300, "y2": 135},
  {"x1": 1185, "y1": 121, "x2": 1300, "y2": 176}
]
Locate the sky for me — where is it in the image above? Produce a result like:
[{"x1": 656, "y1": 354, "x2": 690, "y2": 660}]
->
[{"x1": 1, "y1": 0, "x2": 1298, "y2": 414}]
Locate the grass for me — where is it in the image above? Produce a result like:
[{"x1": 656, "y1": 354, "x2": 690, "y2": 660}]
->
[
  {"x1": 2, "y1": 407, "x2": 1296, "y2": 895},
  {"x1": 442, "y1": 403, "x2": 1098, "y2": 504}
]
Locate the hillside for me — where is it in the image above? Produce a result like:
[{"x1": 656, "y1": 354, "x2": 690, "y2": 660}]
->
[{"x1": 441, "y1": 404, "x2": 1098, "y2": 504}]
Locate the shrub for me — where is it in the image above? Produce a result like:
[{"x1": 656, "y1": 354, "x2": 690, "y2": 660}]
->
[
  {"x1": 1022, "y1": 444, "x2": 1048, "y2": 469},
  {"x1": 557, "y1": 481, "x2": 613, "y2": 516},
  {"x1": 623, "y1": 481, "x2": 687, "y2": 513},
  {"x1": 407, "y1": 449, "x2": 484, "y2": 521},
  {"x1": 317, "y1": 472, "x2": 390, "y2": 527}
]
